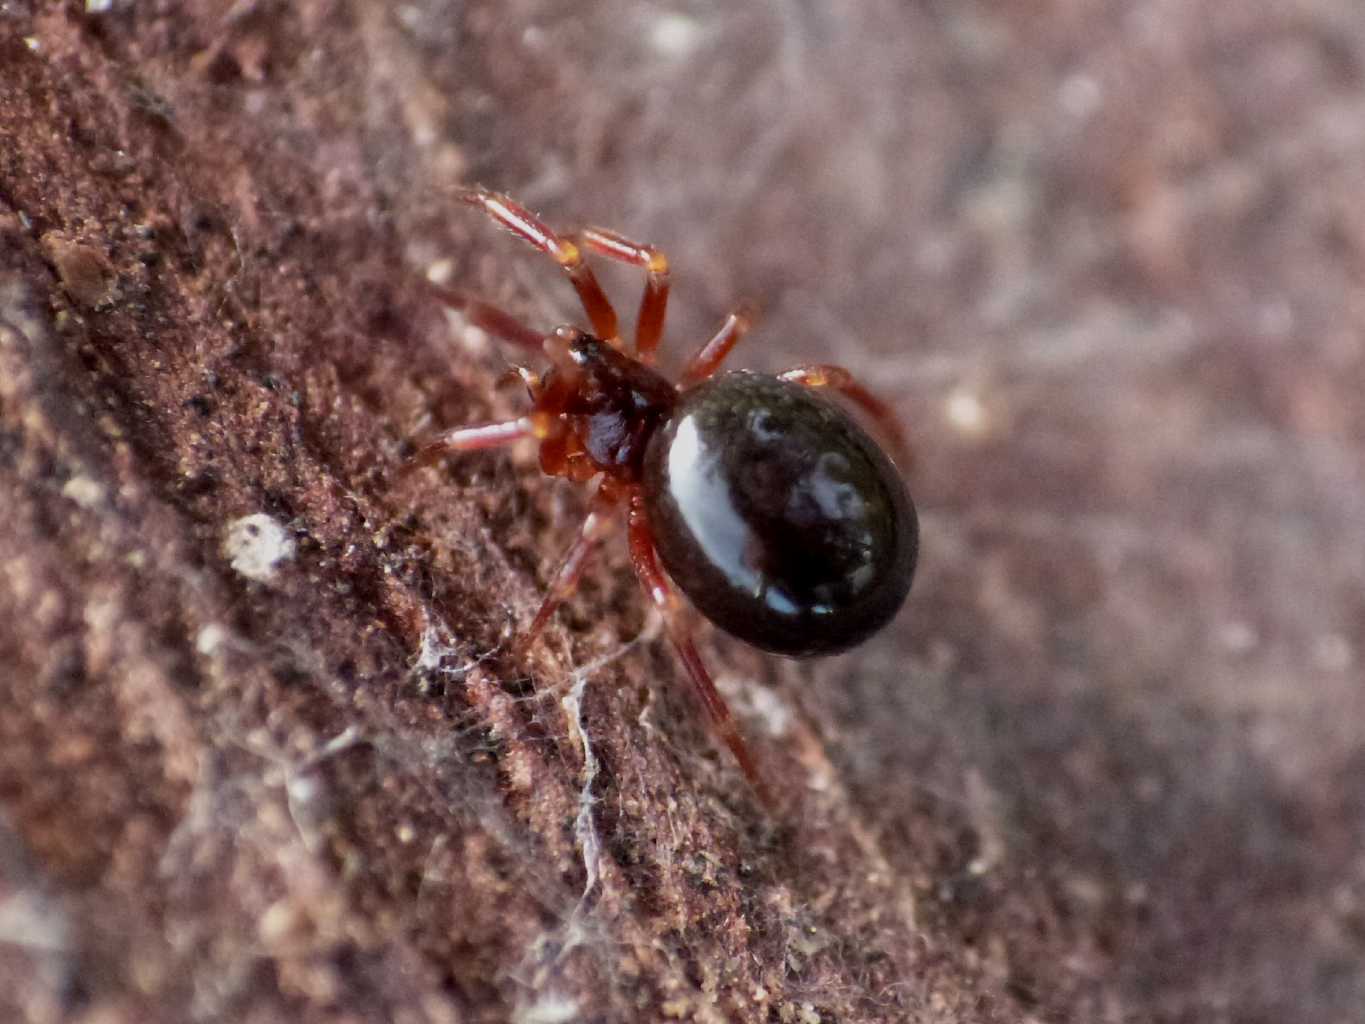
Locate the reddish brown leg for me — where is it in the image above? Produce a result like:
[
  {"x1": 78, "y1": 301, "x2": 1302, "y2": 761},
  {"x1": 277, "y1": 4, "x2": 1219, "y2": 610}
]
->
[
  {"x1": 778, "y1": 363, "x2": 913, "y2": 469},
  {"x1": 679, "y1": 308, "x2": 755, "y2": 387},
  {"x1": 422, "y1": 280, "x2": 547, "y2": 352},
  {"x1": 626, "y1": 492, "x2": 772, "y2": 805},
  {"x1": 457, "y1": 188, "x2": 620, "y2": 343},
  {"x1": 521, "y1": 489, "x2": 619, "y2": 649},
  {"x1": 406, "y1": 412, "x2": 560, "y2": 473},
  {"x1": 578, "y1": 227, "x2": 671, "y2": 363}
]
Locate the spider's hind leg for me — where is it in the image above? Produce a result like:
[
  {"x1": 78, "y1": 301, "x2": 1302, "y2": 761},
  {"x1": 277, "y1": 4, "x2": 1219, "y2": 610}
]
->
[
  {"x1": 625, "y1": 491, "x2": 772, "y2": 806},
  {"x1": 778, "y1": 363, "x2": 913, "y2": 469},
  {"x1": 679, "y1": 308, "x2": 755, "y2": 386}
]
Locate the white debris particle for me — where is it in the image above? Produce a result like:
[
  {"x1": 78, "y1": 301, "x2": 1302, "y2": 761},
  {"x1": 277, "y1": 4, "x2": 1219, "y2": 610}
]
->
[
  {"x1": 720, "y1": 674, "x2": 791, "y2": 738},
  {"x1": 514, "y1": 994, "x2": 580, "y2": 1024},
  {"x1": 85, "y1": 0, "x2": 114, "y2": 12},
  {"x1": 425, "y1": 257, "x2": 454, "y2": 286},
  {"x1": 443, "y1": 307, "x2": 491, "y2": 356},
  {"x1": 84, "y1": 598, "x2": 119, "y2": 633},
  {"x1": 1256, "y1": 298, "x2": 1294, "y2": 338},
  {"x1": 224, "y1": 513, "x2": 296, "y2": 582},
  {"x1": 649, "y1": 12, "x2": 703, "y2": 60},
  {"x1": 944, "y1": 387, "x2": 989, "y2": 437},
  {"x1": 0, "y1": 889, "x2": 70, "y2": 953},
  {"x1": 285, "y1": 773, "x2": 320, "y2": 808},
  {"x1": 257, "y1": 899, "x2": 298, "y2": 945},
  {"x1": 1312, "y1": 633, "x2": 1354, "y2": 673},
  {"x1": 805, "y1": 763, "x2": 834, "y2": 793},
  {"x1": 62, "y1": 474, "x2": 106, "y2": 509},
  {"x1": 1058, "y1": 72, "x2": 1102, "y2": 119},
  {"x1": 1216, "y1": 620, "x2": 1258, "y2": 655},
  {"x1": 195, "y1": 623, "x2": 229, "y2": 656}
]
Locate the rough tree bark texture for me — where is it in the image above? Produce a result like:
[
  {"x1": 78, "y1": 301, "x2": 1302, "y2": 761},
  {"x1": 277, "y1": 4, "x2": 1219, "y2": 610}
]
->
[{"x1": 2, "y1": 3, "x2": 1363, "y2": 1022}]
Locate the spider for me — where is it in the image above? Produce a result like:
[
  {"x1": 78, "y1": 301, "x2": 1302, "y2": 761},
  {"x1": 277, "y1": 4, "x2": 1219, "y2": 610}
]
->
[{"x1": 414, "y1": 188, "x2": 919, "y2": 801}]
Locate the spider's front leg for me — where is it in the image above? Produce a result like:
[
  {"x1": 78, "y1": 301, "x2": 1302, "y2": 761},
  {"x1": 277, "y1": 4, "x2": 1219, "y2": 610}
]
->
[
  {"x1": 405, "y1": 323, "x2": 592, "y2": 467},
  {"x1": 456, "y1": 188, "x2": 620, "y2": 343},
  {"x1": 575, "y1": 226, "x2": 671, "y2": 363},
  {"x1": 405, "y1": 411, "x2": 562, "y2": 474},
  {"x1": 421, "y1": 279, "x2": 547, "y2": 352}
]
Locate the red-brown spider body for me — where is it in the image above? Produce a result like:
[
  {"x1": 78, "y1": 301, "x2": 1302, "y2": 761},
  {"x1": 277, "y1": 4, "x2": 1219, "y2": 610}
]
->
[
  {"x1": 539, "y1": 331, "x2": 676, "y2": 482},
  {"x1": 414, "y1": 188, "x2": 918, "y2": 803}
]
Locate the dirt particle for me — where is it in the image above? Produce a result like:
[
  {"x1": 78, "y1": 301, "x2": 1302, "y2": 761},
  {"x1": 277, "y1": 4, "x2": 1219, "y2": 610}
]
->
[{"x1": 39, "y1": 232, "x2": 118, "y2": 310}]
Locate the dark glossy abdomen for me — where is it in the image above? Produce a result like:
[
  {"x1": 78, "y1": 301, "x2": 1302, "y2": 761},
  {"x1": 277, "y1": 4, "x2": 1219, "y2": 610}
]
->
[{"x1": 643, "y1": 371, "x2": 918, "y2": 657}]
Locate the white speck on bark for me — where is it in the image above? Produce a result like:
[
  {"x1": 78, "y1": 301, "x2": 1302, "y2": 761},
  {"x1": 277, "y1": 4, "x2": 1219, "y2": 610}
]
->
[{"x1": 224, "y1": 514, "x2": 296, "y2": 582}]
